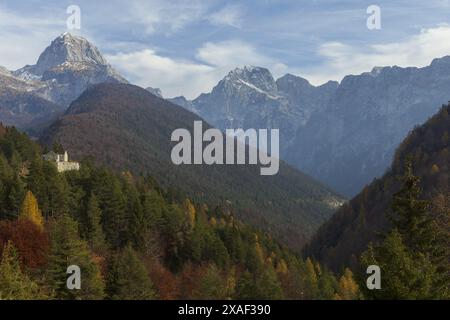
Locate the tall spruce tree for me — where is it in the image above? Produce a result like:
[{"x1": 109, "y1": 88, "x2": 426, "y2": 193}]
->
[
  {"x1": 360, "y1": 161, "x2": 443, "y2": 299},
  {"x1": 106, "y1": 245, "x2": 157, "y2": 300},
  {"x1": 46, "y1": 214, "x2": 105, "y2": 300},
  {"x1": 0, "y1": 241, "x2": 45, "y2": 300},
  {"x1": 84, "y1": 193, "x2": 106, "y2": 253},
  {"x1": 96, "y1": 175, "x2": 127, "y2": 248},
  {"x1": 390, "y1": 161, "x2": 436, "y2": 253}
]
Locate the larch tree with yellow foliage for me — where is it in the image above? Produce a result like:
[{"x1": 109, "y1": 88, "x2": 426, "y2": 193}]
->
[
  {"x1": 19, "y1": 191, "x2": 44, "y2": 231},
  {"x1": 183, "y1": 199, "x2": 196, "y2": 228},
  {"x1": 335, "y1": 268, "x2": 360, "y2": 300},
  {"x1": 302, "y1": 257, "x2": 319, "y2": 299}
]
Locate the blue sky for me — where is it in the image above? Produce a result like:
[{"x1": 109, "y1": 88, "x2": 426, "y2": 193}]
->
[{"x1": 1, "y1": 0, "x2": 450, "y2": 98}]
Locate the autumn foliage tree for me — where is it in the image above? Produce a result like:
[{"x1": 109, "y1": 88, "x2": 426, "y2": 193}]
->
[
  {"x1": 148, "y1": 261, "x2": 180, "y2": 300},
  {"x1": 335, "y1": 268, "x2": 360, "y2": 300},
  {"x1": 19, "y1": 191, "x2": 44, "y2": 231},
  {"x1": 0, "y1": 219, "x2": 49, "y2": 270}
]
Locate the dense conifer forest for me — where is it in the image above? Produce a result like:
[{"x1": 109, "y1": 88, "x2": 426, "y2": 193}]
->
[{"x1": 0, "y1": 124, "x2": 359, "y2": 300}]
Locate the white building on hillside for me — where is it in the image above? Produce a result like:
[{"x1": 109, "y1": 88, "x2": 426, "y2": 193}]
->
[{"x1": 43, "y1": 151, "x2": 80, "y2": 173}]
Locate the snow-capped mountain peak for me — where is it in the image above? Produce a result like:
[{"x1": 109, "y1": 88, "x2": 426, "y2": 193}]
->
[
  {"x1": 27, "y1": 32, "x2": 108, "y2": 77},
  {"x1": 224, "y1": 66, "x2": 278, "y2": 94},
  {"x1": 9, "y1": 33, "x2": 127, "y2": 107}
]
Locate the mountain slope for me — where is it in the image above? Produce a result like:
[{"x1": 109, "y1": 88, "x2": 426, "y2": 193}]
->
[
  {"x1": 0, "y1": 87, "x2": 63, "y2": 134},
  {"x1": 40, "y1": 83, "x2": 342, "y2": 250},
  {"x1": 0, "y1": 69, "x2": 64, "y2": 133},
  {"x1": 304, "y1": 103, "x2": 450, "y2": 271}
]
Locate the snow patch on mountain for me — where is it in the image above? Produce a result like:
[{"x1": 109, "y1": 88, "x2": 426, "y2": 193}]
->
[{"x1": 237, "y1": 79, "x2": 280, "y2": 100}]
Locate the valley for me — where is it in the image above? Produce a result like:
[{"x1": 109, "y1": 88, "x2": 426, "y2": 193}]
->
[{"x1": 0, "y1": 30, "x2": 448, "y2": 301}]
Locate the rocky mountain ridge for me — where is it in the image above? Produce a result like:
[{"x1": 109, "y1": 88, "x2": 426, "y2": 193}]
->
[{"x1": 172, "y1": 58, "x2": 450, "y2": 196}]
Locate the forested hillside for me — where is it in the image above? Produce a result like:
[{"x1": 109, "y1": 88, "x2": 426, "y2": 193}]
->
[
  {"x1": 305, "y1": 104, "x2": 450, "y2": 277},
  {"x1": 0, "y1": 124, "x2": 358, "y2": 300},
  {"x1": 40, "y1": 83, "x2": 342, "y2": 251}
]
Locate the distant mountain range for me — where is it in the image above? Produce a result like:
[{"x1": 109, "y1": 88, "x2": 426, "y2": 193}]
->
[
  {"x1": 170, "y1": 60, "x2": 450, "y2": 197},
  {"x1": 167, "y1": 67, "x2": 337, "y2": 165},
  {"x1": 39, "y1": 83, "x2": 342, "y2": 251}
]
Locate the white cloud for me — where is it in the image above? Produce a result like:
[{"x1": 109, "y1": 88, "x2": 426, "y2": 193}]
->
[
  {"x1": 303, "y1": 24, "x2": 450, "y2": 85},
  {"x1": 0, "y1": 6, "x2": 63, "y2": 70},
  {"x1": 127, "y1": 0, "x2": 212, "y2": 35},
  {"x1": 127, "y1": 1, "x2": 245, "y2": 34},
  {"x1": 208, "y1": 4, "x2": 244, "y2": 28},
  {"x1": 196, "y1": 40, "x2": 286, "y2": 72},
  {"x1": 107, "y1": 40, "x2": 287, "y2": 99},
  {"x1": 107, "y1": 49, "x2": 214, "y2": 99}
]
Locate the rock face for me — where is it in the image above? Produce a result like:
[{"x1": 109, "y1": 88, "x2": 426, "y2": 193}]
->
[
  {"x1": 289, "y1": 59, "x2": 450, "y2": 196},
  {"x1": 14, "y1": 33, "x2": 127, "y2": 107},
  {"x1": 172, "y1": 59, "x2": 450, "y2": 197},
  {"x1": 0, "y1": 33, "x2": 127, "y2": 132},
  {"x1": 17, "y1": 32, "x2": 109, "y2": 77},
  {"x1": 187, "y1": 66, "x2": 336, "y2": 155},
  {"x1": 0, "y1": 65, "x2": 62, "y2": 134},
  {"x1": 0, "y1": 86, "x2": 62, "y2": 134}
]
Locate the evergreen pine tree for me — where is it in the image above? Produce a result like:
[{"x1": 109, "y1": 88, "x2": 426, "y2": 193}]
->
[
  {"x1": 0, "y1": 241, "x2": 45, "y2": 300},
  {"x1": 43, "y1": 162, "x2": 70, "y2": 217},
  {"x1": 125, "y1": 185, "x2": 146, "y2": 250},
  {"x1": 193, "y1": 264, "x2": 230, "y2": 299},
  {"x1": 7, "y1": 174, "x2": 25, "y2": 216},
  {"x1": 96, "y1": 176, "x2": 127, "y2": 248},
  {"x1": 390, "y1": 161, "x2": 435, "y2": 253},
  {"x1": 84, "y1": 193, "x2": 106, "y2": 253},
  {"x1": 256, "y1": 266, "x2": 284, "y2": 300},
  {"x1": 360, "y1": 161, "x2": 442, "y2": 299},
  {"x1": 46, "y1": 214, "x2": 105, "y2": 300},
  {"x1": 106, "y1": 245, "x2": 157, "y2": 300},
  {"x1": 235, "y1": 266, "x2": 283, "y2": 300},
  {"x1": 235, "y1": 271, "x2": 256, "y2": 300},
  {"x1": 317, "y1": 268, "x2": 338, "y2": 300},
  {"x1": 361, "y1": 230, "x2": 436, "y2": 299}
]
